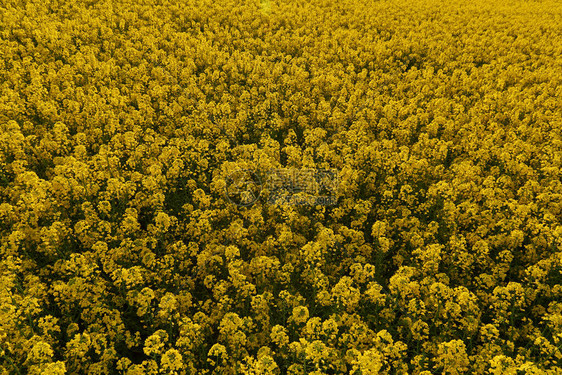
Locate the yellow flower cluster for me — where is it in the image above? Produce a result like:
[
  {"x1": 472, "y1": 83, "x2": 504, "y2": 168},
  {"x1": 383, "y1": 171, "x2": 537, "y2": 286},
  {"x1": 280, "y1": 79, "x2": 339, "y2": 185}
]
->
[{"x1": 1, "y1": 0, "x2": 562, "y2": 373}]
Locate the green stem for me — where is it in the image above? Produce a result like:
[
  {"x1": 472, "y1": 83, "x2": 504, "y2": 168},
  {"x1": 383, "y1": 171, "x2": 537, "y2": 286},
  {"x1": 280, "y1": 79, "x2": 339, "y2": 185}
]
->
[{"x1": 1, "y1": 352, "x2": 22, "y2": 375}]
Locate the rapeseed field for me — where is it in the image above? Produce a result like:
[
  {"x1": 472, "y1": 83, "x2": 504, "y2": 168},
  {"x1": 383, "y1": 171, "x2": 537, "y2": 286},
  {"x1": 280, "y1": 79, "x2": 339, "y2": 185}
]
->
[{"x1": 1, "y1": 0, "x2": 562, "y2": 373}]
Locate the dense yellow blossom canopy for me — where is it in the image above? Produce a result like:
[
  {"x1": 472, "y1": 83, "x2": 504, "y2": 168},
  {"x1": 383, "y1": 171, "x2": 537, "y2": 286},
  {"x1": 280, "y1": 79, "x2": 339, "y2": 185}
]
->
[{"x1": 1, "y1": 0, "x2": 562, "y2": 374}]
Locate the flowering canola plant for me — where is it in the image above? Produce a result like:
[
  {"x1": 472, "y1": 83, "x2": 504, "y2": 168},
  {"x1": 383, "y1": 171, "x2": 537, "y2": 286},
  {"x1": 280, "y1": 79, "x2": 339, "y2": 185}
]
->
[{"x1": 1, "y1": 0, "x2": 562, "y2": 373}]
